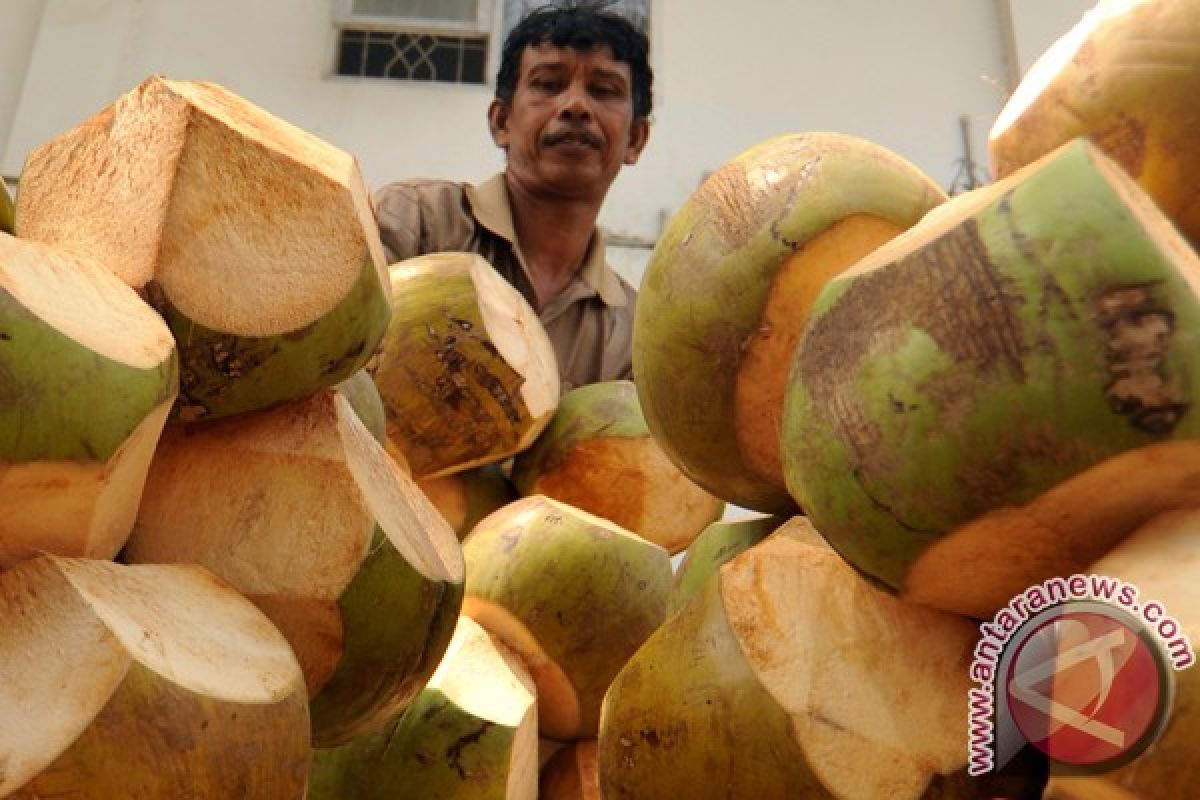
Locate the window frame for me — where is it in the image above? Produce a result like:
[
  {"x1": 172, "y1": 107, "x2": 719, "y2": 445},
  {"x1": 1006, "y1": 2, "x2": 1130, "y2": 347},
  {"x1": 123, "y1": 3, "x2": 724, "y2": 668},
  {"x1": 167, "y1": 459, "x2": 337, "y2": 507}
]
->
[{"x1": 332, "y1": 0, "x2": 495, "y2": 37}]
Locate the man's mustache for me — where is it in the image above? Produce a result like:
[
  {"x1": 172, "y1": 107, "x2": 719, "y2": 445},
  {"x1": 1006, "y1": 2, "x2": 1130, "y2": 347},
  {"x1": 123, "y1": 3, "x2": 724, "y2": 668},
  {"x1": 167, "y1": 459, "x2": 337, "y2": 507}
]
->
[{"x1": 542, "y1": 129, "x2": 603, "y2": 149}]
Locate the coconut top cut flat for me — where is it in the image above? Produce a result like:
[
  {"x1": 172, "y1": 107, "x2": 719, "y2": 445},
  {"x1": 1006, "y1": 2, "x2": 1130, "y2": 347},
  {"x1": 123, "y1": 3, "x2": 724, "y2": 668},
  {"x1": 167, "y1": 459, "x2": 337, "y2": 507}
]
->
[
  {"x1": 0, "y1": 556, "x2": 304, "y2": 796},
  {"x1": 17, "y1": 76, "x2": 388, "y2": 339}
]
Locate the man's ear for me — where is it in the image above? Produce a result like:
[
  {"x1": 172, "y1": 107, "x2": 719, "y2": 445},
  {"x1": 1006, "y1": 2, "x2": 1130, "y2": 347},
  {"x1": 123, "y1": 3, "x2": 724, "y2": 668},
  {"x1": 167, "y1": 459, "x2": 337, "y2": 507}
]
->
[
  {"x1": 488, "y1": 100, "x2": 511, "y2": 149},
  {"x1": 623, "y1": 117, "x2": 651, "y2": 166}
]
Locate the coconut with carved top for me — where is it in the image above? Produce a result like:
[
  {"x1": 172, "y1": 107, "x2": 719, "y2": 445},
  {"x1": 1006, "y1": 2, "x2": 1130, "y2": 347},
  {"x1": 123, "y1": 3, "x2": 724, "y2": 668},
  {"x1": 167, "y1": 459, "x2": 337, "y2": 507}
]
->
[
  {"x1": 597, "y1": 519, "x2": 1048, "y2": 799},
  {"x1": 125, "y1": 387, "x2": 464, "y2": 747},
  {"x1": 990, "y1": 0, "x2": 1200, "y2": 247},
  {"x1": 309, "y1": 615, "x2": 537, "y2": 800},
  {"x1": 461, "y1": 495, "x2": 672, "y2": 741},
  {"x1": 0, "y1": 556, "x2": 310, "y2": 799},
  {"x1": 782, "y1": 137, "x2": 1200, "y2": 620},
  {"x1": 633, "y1": 132, "x2": 945, "y2": 513},
  {"x1": 15, "y1": 75, "x2": 390, "y2": 420},
  {"x1": 511, "y1": 380, "x2": 724, "y2": 553},
  {"x1": 371, "y1": 252, "x2": 559, "y2": 479},
  {"x1": 0, "y1": 235, "x2": 177, "y2": 568}
]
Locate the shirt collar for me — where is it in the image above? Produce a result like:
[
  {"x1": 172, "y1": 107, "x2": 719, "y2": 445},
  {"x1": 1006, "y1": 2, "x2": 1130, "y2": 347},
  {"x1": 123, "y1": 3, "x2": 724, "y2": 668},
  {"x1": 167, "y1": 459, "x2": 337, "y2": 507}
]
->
[{"x1": 466, "y1": 173, "x2": 627, "y2": 308}]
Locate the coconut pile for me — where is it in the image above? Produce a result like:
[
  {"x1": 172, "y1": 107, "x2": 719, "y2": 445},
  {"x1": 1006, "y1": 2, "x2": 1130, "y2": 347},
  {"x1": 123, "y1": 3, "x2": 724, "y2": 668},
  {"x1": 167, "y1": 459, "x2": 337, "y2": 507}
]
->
[{"x1": 2, "y1": 1, "x2": 1199, "y2": 798}]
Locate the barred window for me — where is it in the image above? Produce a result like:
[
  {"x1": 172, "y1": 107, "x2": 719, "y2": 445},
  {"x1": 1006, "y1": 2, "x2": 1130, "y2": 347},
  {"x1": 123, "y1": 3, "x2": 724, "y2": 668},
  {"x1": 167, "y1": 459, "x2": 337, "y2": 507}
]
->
[{"x1": 333, "y1": 0, "x2": 493, "y2": 84}]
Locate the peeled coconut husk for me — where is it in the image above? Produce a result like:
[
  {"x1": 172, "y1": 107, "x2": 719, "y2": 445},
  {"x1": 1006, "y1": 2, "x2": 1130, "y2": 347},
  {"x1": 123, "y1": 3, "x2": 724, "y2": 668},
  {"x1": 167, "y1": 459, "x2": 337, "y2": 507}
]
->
[
  {"x1": 512, "y1": 380, "x2": 725, "y2": 553},
  {"x1": 0, "y1": 235, "x2": 177, "y2": 568},
  {"x1": 598, "y1": 519, "x2": 1047, "y2": 799},
  {"x1": 0, "y1": 180, "x2": 13, "y2": 234},
  {"x1": 15, "y1": 75, "x2": 390, "y2": 420},
  {"x1": 990, "y1": 0, "x2": 1200, "y2": 247},
  {"x1": 309, "y1": 615, "x2": 537, "y2": 800},
  {"x1": 125, "y1": 388, "x2": 464, "y2": 747},
  {"x1": 540, "y1": 740, "x2": 600, "y2": 800},
  {"x1": 370, "y1": 252, "x2": 559, "y2": 479},
  {"x1": 335, "y1": 368, "x2": 388, "y2": 444},
  {"x1": 0, "y1": 556, "x2": 310, "y2": 799},
  {"x1": 667, "y1": 514, "x2": 790, "y2": 615},
  {"x1": 418, "y1": 464, "x2": 518, "y2": 540},
  {"x1": 633, "y1": 132, "x2": 945, "y2": 513},
  {"x1": 462, "y1": 495, "x2": 672, "y2": 740},
  {"x1": 783, "y1": 138, "x2": 1200, "y2": 619},
  {"x1": 1046, "y1": 508, "x2": 1200, "y2": 799}
]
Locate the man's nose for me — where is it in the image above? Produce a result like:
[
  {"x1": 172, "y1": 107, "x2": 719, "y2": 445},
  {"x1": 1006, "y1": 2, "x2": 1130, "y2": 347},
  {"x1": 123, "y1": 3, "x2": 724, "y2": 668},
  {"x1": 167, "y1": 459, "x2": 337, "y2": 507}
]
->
[{"x1": 557, "y1": 82, "x2": 593, "y2": 120}]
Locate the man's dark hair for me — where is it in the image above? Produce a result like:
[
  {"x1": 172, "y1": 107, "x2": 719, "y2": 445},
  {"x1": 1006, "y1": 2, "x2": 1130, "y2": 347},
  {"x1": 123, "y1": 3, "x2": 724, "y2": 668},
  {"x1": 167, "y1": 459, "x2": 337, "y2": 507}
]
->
[{"x1": 495, "y1": 1, "x2": 653, "y2": 120}]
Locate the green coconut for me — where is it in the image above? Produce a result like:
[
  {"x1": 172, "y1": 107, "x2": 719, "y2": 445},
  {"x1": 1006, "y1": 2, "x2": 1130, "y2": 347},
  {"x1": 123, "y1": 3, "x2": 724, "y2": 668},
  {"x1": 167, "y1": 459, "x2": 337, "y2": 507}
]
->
[
  {"x1": 125, "y1": 388, "x2": 464, "y2": 747},
  {"x1": 371, "y1": 252, "x2": 559, "y2": 479},
  {"x1": 783, "y1": 137, "x2": 1200, "y2": 619},
  {"x1": 634, "y1": 132, "x2": 945, "y2": 513},
  {"x1": 512, "y1": 380, "x2": 724, "y2": 553},
  {"x1": 0, "y1": 556, "x2": 310, "y2": 799},
  {"x1": 990, "y1": 0, "x2": 1200, "y2": 247},
  {"x1": 597, "y1": 520, "x2": 1046, "y2": 799},
  {"x1": 0, "y1": 235, "x2": 178, "y2": 568},
  {"x1": 667, "y1": 514, "x2": 789, "y2": 615},
  {"x1": 309, "y1": 615, "x2": 537, "y2": 800},
  {"x1": 462, "y1": 495, "x2": 672, "y2": 740},
  {"x1": 0, "y1": 180, "x2": 13, "y2": 234},
  {"x1": 15, "y1": 75, "x2": 390, "y2": 420},
  {"x1": 418, "y1": 465, "x2": 519, "y2": 540}
]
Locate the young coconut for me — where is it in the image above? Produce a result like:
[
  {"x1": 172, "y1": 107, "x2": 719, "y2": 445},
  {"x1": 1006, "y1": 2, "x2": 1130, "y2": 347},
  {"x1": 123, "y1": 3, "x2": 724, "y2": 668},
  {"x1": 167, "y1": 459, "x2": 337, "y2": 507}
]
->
[
  {"x1": 125, "y1": 388, "x2": 464, "y2": 747},
  {"x1": 418, "y1": 465, "x2": 519, "y2": 540},
  {"x1": 667, "y1": 514, "x2": 790, "y2": 615},
  {"x1": 462, "y1": 495, "x2": 672, "y2": 740},
  {"x1": 1043, "y1": 508, "x2": 1200, "y2": 799},
  {"x1": 0, "y1": 235, "x2": 177, "y2": 568},
  {"x1": 511, "y1": 380, "x2": 725, "y2": 553},
  {"x1": 370, "y1": 252, "x2": 559, "y2": 479},
  {"x1": 15, "y1": 75, "x2": 390, "y2": 420},
  {"x1": 990, "y1": 0, "x2": 1200, "y2": 247},
  {"x1": 783, "y1": 138, "x2": 1200, "y2": 619},
  {"x1": 597, "y1": 519, "x2": 1048, "y2": 799},
  {"x1": 540, "y1": 740, "x2": 600, "y2": 800},
  {"x1": 309, "y1": 615, "x2": 537, "y2": 800},
  {"x1": 634, "y1": 132, "x2": 945, "y2": 513},
  {"x1": 0, "y1": 556, "x2": 310, "y2": 799}
]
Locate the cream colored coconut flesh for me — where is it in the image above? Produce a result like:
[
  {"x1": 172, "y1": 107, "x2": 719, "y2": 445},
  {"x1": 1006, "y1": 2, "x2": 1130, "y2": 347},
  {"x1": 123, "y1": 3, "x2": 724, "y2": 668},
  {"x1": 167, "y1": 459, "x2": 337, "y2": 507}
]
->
[
  {"x1": 17, "y1": 76, "x2": 386, "y2": 338},
  {"x1": 427, "y1": 616, "x2": 538, "y2": 800},
  {"x1": 0, "y1": 557, "x2": 303, "y2": 796},
  {"x1": 0, "y1": 401, "x2": 173, "y2": 566},
  {"x1": 720, "y1": 531, "x2": 975, "y2": 799},
  {"x1": 127, "y1": 391, "x2": 462, "y2": 697},
  {"x1": 0, "y1": 235, "x2": 175, "y2": 368}
]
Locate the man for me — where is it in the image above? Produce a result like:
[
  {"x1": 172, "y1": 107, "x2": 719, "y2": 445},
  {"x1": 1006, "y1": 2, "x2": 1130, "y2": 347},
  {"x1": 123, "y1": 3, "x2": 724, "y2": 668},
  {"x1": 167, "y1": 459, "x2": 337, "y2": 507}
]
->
[{"x1": 373, "y1": 1, "x2": 652, "y2": 391}]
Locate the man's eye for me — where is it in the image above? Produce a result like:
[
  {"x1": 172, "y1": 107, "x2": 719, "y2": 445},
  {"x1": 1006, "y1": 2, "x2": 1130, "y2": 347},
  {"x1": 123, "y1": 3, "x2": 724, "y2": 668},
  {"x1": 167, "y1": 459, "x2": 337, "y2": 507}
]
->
[{"x1": 531, "y1": 78, "x2": 561, "y2": 91}]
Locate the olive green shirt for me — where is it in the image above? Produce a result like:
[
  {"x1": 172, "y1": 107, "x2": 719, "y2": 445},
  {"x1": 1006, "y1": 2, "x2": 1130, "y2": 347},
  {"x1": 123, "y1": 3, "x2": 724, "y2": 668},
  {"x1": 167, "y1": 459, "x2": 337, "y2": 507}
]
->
[{"x1": 372, "y1": 174, "x2": 637, "y2": 392}]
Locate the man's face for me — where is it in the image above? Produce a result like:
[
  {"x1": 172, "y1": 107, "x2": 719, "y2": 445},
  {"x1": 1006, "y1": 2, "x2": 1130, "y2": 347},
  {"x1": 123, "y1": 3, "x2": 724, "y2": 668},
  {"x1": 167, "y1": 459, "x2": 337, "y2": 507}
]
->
[{"x1": 489, "y1": 42, "x2": 649, "y2": 201}]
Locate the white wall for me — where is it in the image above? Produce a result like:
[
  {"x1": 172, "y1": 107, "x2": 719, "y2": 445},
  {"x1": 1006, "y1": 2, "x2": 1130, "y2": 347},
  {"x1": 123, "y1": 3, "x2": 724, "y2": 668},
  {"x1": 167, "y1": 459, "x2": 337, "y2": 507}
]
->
[
  {"x1": 0, "y1": 0, "x2": 47, "y2": 169},
  {"x1": 3, "y1": 0, "x2": 1050, "y2": 280}
]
